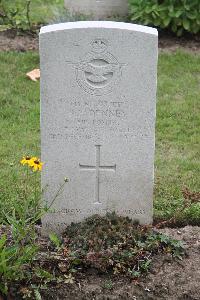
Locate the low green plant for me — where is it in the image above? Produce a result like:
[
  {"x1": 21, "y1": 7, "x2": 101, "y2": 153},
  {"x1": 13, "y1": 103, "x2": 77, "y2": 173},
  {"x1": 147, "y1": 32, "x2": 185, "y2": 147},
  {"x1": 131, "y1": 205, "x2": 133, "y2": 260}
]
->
[
  {"x1": 58, "y1": 213, "x2": 185, "y2": 278},
  {"x1": 128, "y1": 0, "x2": 200, "y2": 36},
  {"x1": 156, "y1": 187, "x2": 200, "y2": 228},
  {"x1": 103, "y1": 279, "x2": 113, "y2": 290},
  {"x1": 0, "y1": 155, "x2": 68, "y2": 296},
  {"x1": 49, "y1": 232, "x2": 62, "y2": 249},
  {"x1": 0, "y1": 0, "x2": 32, "y2": 32},
  {"x1": 0, "y1": 156, "x2": 43, "y2": 295},
  {"x1": 0, "y1": 234, "x2": 37, "y2": 295}
]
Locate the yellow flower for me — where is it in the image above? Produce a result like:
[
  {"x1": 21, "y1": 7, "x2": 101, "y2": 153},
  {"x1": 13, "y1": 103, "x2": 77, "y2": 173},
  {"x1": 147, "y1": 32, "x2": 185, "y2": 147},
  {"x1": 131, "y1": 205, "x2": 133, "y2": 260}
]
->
[
  {"x1": 20, "y1": 156, "x2": 44, "y2": 171},
  {"x1": 20, "y1": 156, "x2": 32, "y2": 166},
  {"x1": 29, "y1": 157, "x2": 44, "y2": 171}
]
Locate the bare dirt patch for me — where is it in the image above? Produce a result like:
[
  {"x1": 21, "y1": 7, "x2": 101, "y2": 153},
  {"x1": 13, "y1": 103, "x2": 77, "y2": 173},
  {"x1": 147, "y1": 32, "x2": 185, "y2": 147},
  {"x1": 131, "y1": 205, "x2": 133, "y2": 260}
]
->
[
  {"x1": 39, "y1": 226, "x2": 200, "y2": 300},
  {"x1": 0, "y1": 30, "x2": 199, "y2": 53},
  {"x1": 159, "y1": 34, "x2": 200, "y2": 54},
  {"x1": 0, "y1": 30, "x2": 39, "y2": 52}
]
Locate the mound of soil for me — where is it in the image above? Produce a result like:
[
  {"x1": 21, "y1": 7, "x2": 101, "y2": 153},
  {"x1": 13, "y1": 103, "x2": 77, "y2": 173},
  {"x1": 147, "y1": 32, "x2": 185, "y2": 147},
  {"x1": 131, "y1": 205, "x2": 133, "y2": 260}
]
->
[
  {"x1": 0, "y1": 30, "x2": 200, "y2": 53},
  {"x1": 38, "y1": 226, "x2": 200, "y2": 300}
]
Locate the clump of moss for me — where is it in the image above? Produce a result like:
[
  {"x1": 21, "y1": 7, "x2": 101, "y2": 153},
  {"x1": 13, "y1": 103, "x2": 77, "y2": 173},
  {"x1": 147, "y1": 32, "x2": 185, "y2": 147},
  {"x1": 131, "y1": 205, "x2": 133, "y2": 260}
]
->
[{"x1": 62, "y1": 213, "x2": 185, "y2": 278}]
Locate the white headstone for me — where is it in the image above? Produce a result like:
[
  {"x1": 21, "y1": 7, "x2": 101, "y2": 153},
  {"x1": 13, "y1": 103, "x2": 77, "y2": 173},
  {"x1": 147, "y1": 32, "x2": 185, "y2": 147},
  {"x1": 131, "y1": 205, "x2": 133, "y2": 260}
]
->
[
  {"x1": 64, "y1": 0, "x2": 128, "y2": 19},
  {"x1": 40, "y1": 21, "x2": 158, "y2": 235}
]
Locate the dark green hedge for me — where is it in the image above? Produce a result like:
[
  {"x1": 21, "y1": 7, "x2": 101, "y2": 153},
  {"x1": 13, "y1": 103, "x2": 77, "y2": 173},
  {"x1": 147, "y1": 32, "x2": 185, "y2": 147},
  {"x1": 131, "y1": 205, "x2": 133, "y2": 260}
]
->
[{"x1": 128, "y1": 0, "x2": 200, "y2": 36}]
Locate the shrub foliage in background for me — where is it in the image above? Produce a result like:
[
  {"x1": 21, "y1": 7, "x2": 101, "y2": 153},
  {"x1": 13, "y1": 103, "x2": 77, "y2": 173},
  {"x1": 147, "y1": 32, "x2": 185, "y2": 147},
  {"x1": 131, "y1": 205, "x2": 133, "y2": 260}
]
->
[
  {"x1": 0, "y1": 0, "x2": 32, "y2": 31},
  {"x1": 128, "y1": 0, "x2": 200, "y2": 36}
]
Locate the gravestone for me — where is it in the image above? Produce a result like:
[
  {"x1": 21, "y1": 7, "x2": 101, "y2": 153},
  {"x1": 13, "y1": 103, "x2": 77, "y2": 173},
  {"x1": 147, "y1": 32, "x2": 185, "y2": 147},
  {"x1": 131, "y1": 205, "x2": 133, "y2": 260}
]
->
[
  {"x1": 64, "y1": 0, "x2": 128, "y2": 19},
  {"x1": 40, "y1": 21, "x2": 158, "y2": 235}
]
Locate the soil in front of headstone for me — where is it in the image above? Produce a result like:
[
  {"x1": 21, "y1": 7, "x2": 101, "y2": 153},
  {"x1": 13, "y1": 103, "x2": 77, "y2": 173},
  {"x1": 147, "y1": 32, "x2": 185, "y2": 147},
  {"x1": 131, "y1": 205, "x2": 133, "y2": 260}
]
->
[
  {"x1": 0, "y1": 30, "x2": 200, "y2": 53},
  {"x1": 39, "y1": 226, "x2": 200, "y2": 300}
]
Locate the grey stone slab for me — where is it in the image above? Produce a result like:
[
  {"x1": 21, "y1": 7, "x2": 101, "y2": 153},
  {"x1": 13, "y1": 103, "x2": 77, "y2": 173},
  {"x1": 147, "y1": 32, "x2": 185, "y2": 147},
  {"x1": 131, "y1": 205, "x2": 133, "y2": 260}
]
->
[
  {"x1": 40, "y1": 21, "x2": 158, "y2": 235},
  {"x1": 64, "y1": 0, "x2": 128, "y2": 19}
]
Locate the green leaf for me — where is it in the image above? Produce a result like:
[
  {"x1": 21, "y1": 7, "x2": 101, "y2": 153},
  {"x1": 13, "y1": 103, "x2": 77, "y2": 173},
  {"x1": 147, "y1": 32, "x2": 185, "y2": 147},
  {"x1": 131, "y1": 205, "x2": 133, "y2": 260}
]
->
[
  {"x1": 184, "y1": 4, "x2": 190, "y2": 11},
  {"x1": 177, "y1": 28, "x2": 184, "y2": 37},
  {"x1": 34, "y1": 289, "x2": 42, "y2": 300},
  {"x1": 0, "y1": 235, "x2": 7, "y2": 249},
  {"x1": 0, "y1": 282, "x2": 8, "y2": 295},
  {"x1": 186, "y1": 12, "x2": 197, "y2": 20},
  {"x1": 175, "y1": 10, "x2": 183, "y2": 18},
  {"x1": 152, "y1": 12, "x2": 158, "y2": 19},
  {"x1": 168, "y1": 5, "x2": 174, "y2": 13},
  {"x1": 163, "y1": 17, "x2": 171, "y2": 27},
  {"x1": 183, "y1": 19, "x2": 190, "y2": 30},
  {"x1": 49, "y1": 233, "x2": 61, "y2": 248},
  {"x1": 154, "y1": 20, "x2": 161, "y2": 26},
  {"x1": 192, "y1": 25, "x2": 200, "y2": 34},
  {"x1": 171, "y1": 23, "x2": 177, "y2": 32},
  {"x1": 145, "y1": 7, "x2": 152, "y2": 14}
]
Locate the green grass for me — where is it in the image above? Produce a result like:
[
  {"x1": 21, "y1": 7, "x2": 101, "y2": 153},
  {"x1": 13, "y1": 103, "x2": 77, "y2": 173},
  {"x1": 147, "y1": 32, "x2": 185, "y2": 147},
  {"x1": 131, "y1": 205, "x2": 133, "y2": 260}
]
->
[
  {"x1": 0, "y1": 52, "x2": 40, "y2": 216},
  {"x1": 0, "y1": 51, "x2": 199, "y2": 225},
  {"x1": 155, "y1": 51, "x2": 200, "y2": 224}
]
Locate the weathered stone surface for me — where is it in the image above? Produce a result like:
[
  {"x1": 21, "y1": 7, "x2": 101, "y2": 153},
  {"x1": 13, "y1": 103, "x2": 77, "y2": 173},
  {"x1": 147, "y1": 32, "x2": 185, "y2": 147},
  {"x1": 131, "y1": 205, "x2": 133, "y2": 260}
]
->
[
  {"x1": 64, "y1": 0, "x2": 128, "y2": 19},
  {"x1": 40, "y1": 21, "x2": 158, "y2": 234}
]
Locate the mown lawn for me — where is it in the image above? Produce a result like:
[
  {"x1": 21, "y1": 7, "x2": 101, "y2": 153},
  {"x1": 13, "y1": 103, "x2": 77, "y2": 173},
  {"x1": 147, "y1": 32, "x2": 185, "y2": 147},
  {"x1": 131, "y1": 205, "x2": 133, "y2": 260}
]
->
[{"x1": 0, "y1": 51, "x2": 199, "y2": 225}]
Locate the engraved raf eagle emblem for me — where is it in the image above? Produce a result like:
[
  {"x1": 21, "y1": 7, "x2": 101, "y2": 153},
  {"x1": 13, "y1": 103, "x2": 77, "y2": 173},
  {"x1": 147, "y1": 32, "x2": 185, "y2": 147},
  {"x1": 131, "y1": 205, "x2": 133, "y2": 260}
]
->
[
  {"x1": 79, "y1": 60, "x2": 119, "y2": 85},
  {"x1": 75, "y1": 39, "x2": 124, "y2": 96}
]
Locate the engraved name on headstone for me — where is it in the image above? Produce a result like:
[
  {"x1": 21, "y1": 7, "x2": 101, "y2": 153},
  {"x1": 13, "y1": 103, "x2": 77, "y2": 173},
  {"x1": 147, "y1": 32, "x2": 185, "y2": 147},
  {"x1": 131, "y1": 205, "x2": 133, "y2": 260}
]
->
[{"x1": 40, "y1": 21, "x2": 158, "y2": 234}]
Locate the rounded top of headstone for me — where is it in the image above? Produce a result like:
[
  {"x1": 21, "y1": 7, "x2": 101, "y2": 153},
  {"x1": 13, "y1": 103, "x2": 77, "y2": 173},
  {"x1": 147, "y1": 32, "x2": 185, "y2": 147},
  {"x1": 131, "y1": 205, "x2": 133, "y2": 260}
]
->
[{"x1": 40, "y1": 21, "x2": 158, "y2": 36}]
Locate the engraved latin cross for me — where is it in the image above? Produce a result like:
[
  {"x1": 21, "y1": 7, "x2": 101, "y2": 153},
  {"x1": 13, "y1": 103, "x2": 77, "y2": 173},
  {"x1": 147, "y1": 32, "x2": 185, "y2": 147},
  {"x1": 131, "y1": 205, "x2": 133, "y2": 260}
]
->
[{"x1": 79, "y1": 145, "x2": 116, "y2": 204}]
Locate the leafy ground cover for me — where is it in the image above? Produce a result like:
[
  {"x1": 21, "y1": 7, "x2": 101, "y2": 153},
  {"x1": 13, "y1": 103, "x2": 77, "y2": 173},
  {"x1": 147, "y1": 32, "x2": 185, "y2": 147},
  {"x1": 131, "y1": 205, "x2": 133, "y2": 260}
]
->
[
  {"x1": 0, "y1": 213, "x2": 186, "y2": 298},
  {"x1": 40, "y1": 225, "x2": 200, "y2": 300},
  {"x1": 128, "y1": 0, "x2": 200, "y2": 36},
  {"x1": 0, "y1": 50, "x2": 199, "y2": 225}
]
